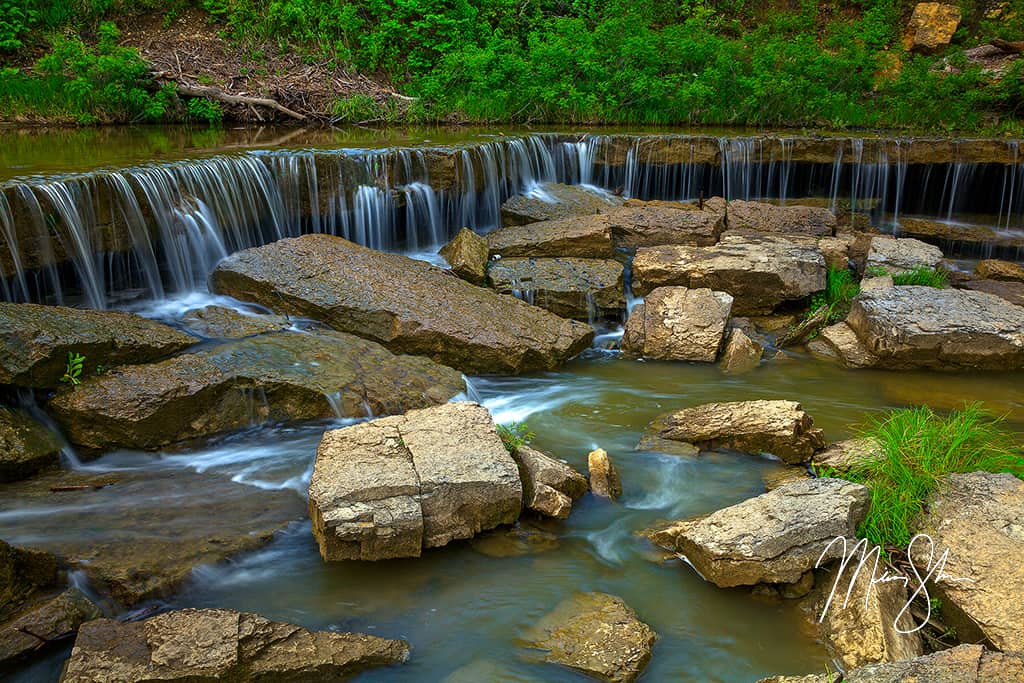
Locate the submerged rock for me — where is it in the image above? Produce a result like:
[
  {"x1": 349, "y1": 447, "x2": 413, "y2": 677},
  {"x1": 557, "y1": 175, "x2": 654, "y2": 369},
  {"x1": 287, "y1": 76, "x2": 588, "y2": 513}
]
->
[
  {"x1": 0, "y1": 303, "x2": 197, "y2": 389},
  {"x1": 60, "y1": 608, "x2": 410, "y2": 682},
  {"x1": 865, "y1": 236, "x2": 944, "y2": 275},
  {"x1": 49, "y1": 329, "x2": 464, "y2": 451},
  {"x1": 587, "y1": 448, "x2": 622, "y2": 500},
  {"x1": 649, "y1": 478, "x2": 870, "y2": 587},
  {"x1": 210, "y1": 234, "x2": 594, "y2": 374},
  {"x1": 180, "y1": 304, "x2": 290, "y2": 339},
  {"x1": 0, "y1": 588, "x2": 100, "y2": 667},
  {"x1": 309, "y1": 402, "x2": 522, "y2": 561},
  {"x1": 470, "y1": 521, "x2": 561, "y2": 558},
  {"x1": 439, "y1": 227, "x2": 489, "y2": 285},
  {"x1": 487, "y1": 215, "x2": 616, "y2": 259},
  {"x1": 727, "y1": 200, "x2": 836, "y2": 236},
  {"x1": 523, "y1": 591, "x2": 657, "y2": 683},
  {"x1": 512, "y1": 446, "x2": 588, "y2": 519},
  {"x1": 487, "y1": 257, "x2": 625, "y2": 321},
  {"x1": 719, "y1": 328, "x2": 764, "y2": 375},
  {"x1": 621, "y1": 287, "x2": 733, "y2": 362},
  {"x1": 0, "y1": 408, "x2": 64, "y2": 482},
  {"x1": 500, "y1": 182, "x2": 623, "y2": 226}
]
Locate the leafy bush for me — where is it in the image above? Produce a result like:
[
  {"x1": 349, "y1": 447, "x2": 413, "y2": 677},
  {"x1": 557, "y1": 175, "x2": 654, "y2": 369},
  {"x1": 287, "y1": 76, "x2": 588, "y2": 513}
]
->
[
  {"x1": 496, "y1": 421, "x2": 534, "y2": 454},
  {"x1": 0, "y1": 0, "x2": 35, "y2": 51},
  {"x1": 186, "y1": 96, "x2": 223, "y2": 124}
]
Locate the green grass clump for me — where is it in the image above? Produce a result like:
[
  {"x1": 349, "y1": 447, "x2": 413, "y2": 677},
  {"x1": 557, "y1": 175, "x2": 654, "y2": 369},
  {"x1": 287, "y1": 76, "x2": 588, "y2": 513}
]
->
[
  {"x1": 809, "y1": 266, "x2": 860, "y2": 325},
  {"x1": 496, "y1": 421, "x2": 534, "y2": 454},
  {"x1": 840, "y1": 403, "x2": 1023, "y2": 549},
  {"x1": 890, "y1": 266, "x2": 949, "y2": 288}
]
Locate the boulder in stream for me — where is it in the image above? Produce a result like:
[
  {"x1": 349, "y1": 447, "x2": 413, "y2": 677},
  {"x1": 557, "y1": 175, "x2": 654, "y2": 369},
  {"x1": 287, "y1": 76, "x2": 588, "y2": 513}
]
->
[
  {"x1": 512, "y1": 446, "x2": 588, "y2": 519},
  {"x1": 587, "y1": 448, "x2": 622, "y2": 500},
  {"x1": 0, "y1": 540, "x2": 59, "y2": 622},
  {"x1": 487, "y1": 257, "x2": 625, "y2": 321},
  {"x1": 621, "y1": 287, "x2": 733, "y2": 362},
  {"x1": 718, "y1": 327, "x2": 764, "y2": 375},
  {"x1": 210, "y1": 234, "x2": 594, "y2": 374},
  {"x1": 974, "y1": 258, "x2": 1024, "y2": 283},
  {"x1": 0, "y1": 588, "x2": 100, "y2": 667},
  {"x1": 726, "y1": 200, "x2": 836, "y2": 236},
  {"x1": 602, "y1": 202, "x2": 723, "y2": 249},
  {"x1": 487, "y1": 216, "x2": 616, "y2": 259},
  {"x1": 865, "y1": 235, "x2": 944, "y2": 275},
  {"x1": 180, "y1": 304, "x2": 290, "y2": 339},
  {"x1": 0, "y1": 407, "x2": 64, "y2": 482},
  {"x1": 500, "y1": 182, "x2": 624, "y2": 226},
  {"x1": 439, "y1": 227, "x2": 489, "y2": 285}
]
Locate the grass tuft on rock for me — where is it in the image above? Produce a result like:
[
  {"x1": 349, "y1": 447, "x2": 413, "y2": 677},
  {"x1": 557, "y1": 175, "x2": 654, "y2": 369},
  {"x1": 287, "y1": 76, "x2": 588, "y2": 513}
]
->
[{"x1": 890, "y1": 266, "x2": 948, "y2": 288}]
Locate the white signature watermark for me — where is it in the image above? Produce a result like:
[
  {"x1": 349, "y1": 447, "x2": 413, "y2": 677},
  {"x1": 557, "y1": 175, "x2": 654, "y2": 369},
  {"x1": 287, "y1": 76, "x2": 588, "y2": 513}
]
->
[{"x1": 815, "y1": 534, "x2": 973, "y2": 634}]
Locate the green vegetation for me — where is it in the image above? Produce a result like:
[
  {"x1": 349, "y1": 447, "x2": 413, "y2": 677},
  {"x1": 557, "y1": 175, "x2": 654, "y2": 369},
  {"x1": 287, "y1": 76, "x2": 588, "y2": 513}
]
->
[
  {"x1": 891, "y1": 266, "x2": 949, "y2": 287},
  {"x1": 497, "y1": 421, "x2": 535, "y2": 454},
  {"x1": 810, "y1": 266, "x2": 861, "y2": 325},
  {"x1": 59, "y1": 351, "x2": 85, "y2": 386}
]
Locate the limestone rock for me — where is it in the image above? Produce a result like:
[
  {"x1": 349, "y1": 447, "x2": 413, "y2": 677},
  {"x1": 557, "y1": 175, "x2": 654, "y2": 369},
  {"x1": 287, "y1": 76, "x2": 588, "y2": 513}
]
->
[
  {"x1": 602, "y1": 202, "x2": 723, "y2": 249},
  {"x1": 904, "y1": 2, "x2": 962, "y2": 54},
  {"x1": 0, "y1": 303, "x2": 197, "y2": 389},
  {"x1": 0, "y1": 408, "x2": 64, "y2": 482},
  {"x1": 727, "y1": 200, "x2": 836, "y2": 236},
  {"x1": 650, "y1": 478, "x2": 870, "y2": 587},
  {"x1": 500, "y1": 182, "x2": 623, "y2": 226},
  {"x1": 642, "y1": 400, "x2": 826, "y2": 464},
  {"x1": 631, "y1": 235, "x2": 825, "y2": 314},
  {"x1": 180, "y1": 305, "x2": 290, "y2": 339},
  {"x1": 865, "y1": 236, "x2": 944, "y2": 275},
  {"x1": 513, "y1": 446, "x2": 588, "y2": 520},
  {"x1": 470, "y1": 522, "x2": 560, "y2": 558},
  {"x1": 0, "y1": 540, "x2": 59, "y2": 622},
  {"x1": 49, "y1": 330, "x2": 464, "y2": 451},
  {"x1": 59, "y1": 608, "x2": 410, "y2": 682},
  {"x1": 813, "y1": 438, "x2": 884, "y2": 474},
  {"x1": 439, "y1": 227, "x2": 489, "y2": 285},
  {"x1": 963, "y1": 278, "x2": 1024, "y2": 307},
  {"x1": 621, "y1": 287, "x2": 733, "y2": 362},
  {"x1": 524, "y1": 592, "x2": 657, "y2": 683},
  {"x1": 487, "y1": 257, "x2": 625, "y2": 321},
  {"x1": 588, "y1": 448, "x2": 622, "y2": 500},
  {"x1": 309, "y1": 402, "x2": 522, "y2": 561},
  {"x1": 761, "y1": 466, "x2": 812, "y2": 491},
  {"x1": 818, "y1": 235, "x2": 853, "y2": 270},
  {"x1": 719, "y1": 328, "x2": 764, "y2": 375},
  {"x1": 210, "y1": 235, "x2": 594, "y2": 375},
  {"x1": 0, "y1": 588, "x2": 100, "y2": 667},
  {"x1": 808, "y1": 321, "x2": 879, "y2": 368},
  {"x1": 860, "y1": 274, "x2": 894, "y2": 291},
  {"x1": 975, "y1": 259, "x2": 1024, "y2": 283}
]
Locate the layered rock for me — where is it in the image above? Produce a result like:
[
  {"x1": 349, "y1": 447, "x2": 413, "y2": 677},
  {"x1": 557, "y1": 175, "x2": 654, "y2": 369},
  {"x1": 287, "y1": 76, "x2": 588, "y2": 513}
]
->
[
  {"x1": 865, "y1": 236, "x2": 943, "y2": 275},
  {"x1": 903, "y1": 2, "x2": 961, "y2": 54},
  {"x1": 487, "y1": 215, "x2": 616, "y2": 259},
  {"x1": 642, "y1": 400, "x2": 826, "y2": 464},
  {"x1": 0, "y1": 540, "x2": 59, "y2": 622},
  {"x1": 807, "y1": 321, "x2": 879, "y2": 368},
  {"x1": 49, "y1": 330, "x2": 464, "y2": 451},
  {"x1": 500, "y1": 183, "x2": 623, "y2": 226},
  {"x1": 962, "y1": 279, "x2": 1024, "y2": 307},
  {"x1": 487, "y1": 257, "x2": 625, "y2": 321},
  {"x1": 513, "y1": 446, "x2": 588, "y2": 519},
  {"x1": 602, "y1": 202, "x2": 723, "y2": 249},
  {"x1": 0, "y1": 588, "x2": 100, "y2": 667},
  {"x1": 0, "y1": 408, "x2": 64, "y2": 482},
  {"x1": 719, "y1": 328, "x2": 764, "y2": 375},
  {"x1": 180, "y1": 305, "x2": 290, "y2": 339},
  {"x1": 0, "y1": 303, "x2": 197, "y2": 389},
  {"x1": 523, "y1": 592, "x2": 657, "y2": 683},
  {"x1": 622, "y1": 287, "x2": 733, "y2": 362},
  {"x1": 60, "y1": 608, "x2": 410, "y2": 682},
  {"x1": 727, "y1": 200, "x2": 836, "y2": 236},
  {"x1": 649, "y1": 478, "x2": 870, "y2": 587},
  {"x1": 974, "y1": 259, "x2": 1024, "y2": 283},
  {"x1": 439, "y1": 227, "x2": 489, "y2": 285},
  {"x1": 210, "y1": 235, "x2": 594, "y2": 374},
  {"x1": 631, "y1": 235, "x2": 825, "y2": 314},
  {"x1": 309, "y1": 402, "x2": 522, "y2": 561},
  {"x1": 587, "y1": 448, "x2": 622, "y2": 500}
]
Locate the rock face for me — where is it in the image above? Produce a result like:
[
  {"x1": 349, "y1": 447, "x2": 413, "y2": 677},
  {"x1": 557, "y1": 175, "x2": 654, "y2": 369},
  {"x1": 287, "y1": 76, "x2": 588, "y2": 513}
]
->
[
  {"x1": 963, "y1": 279, "x2": 1024, "y2": 308},
  {"x1": 49, "y1": 330, "x2": 464, "y2": 451},
  {"x1": 845, "y1": 286, "x2": 1024, "y2": 370},
  {"x1": 975, "y1": 259, "x2": 1024, "y2": 283},
  {"x1": 513, "y1": 446, "x2": 588, "y2": 519},
  {"x1": 487, "y1": 257, "x2": 625, "y2": 321},
  {"x1": 621, "y1": 287, "x2": 733, "y2": 362},
  {"x1": 500, "y1": 183, "x2": 623, "y2": 226},
  {"x1": 309, "y1": 402, "x2": 523, "y2": 561},
  {"x1": 642, "y1": 400, "x2": 826, "y2": 464},
  {"x1": 0, "y1": 303, "x2": 197, "y2": 389},
  {"x1": 603, "y1": 203, "x2": 723, "y2": 249},
  {"x1": 631, "y1": 235, "x2": 825, "y2": 314},
  {"x1": 524, "y1": 592, "x2": 657, "y2": 683},
  {"x1": 180, "y1": 305, "x2": 290, "y2": 339},
  {"x1": 60, "y1": 608, "x2": 410, "y2": 683},
  {"x1": 0, "y1": 588, "x2": 101, "y2": 667},
  {"x1": 719, "y1": 328, "x2": 763, "y2": 375},
  {"x1": 0, "y1": 408, "x2": 64, "y2": 482},
  {"x1": 587, "y1": 448, "x2": 622, "y2": 500},
  {"x1": 439, "y1": 227, "x2": 489, "y2": 285},
  {"x1": 0, "y1": 540, "x2": 59, "y2": 622},
  {"x1": 487, "y1": 215, "x2": 616, "y2": 259},
  {"x1": 727, "y1": 200, "x2": 836, "y2": 236},
  {"x1": 649, "y1": 478, "x2": 870, "y2": 587},
  {"x1": 865, "y1": 236, "x2": 944, "y2": 275},
  {"x1": 912, "y1": 472, "x2": 1024, "y2": 652},
  {"x1": 904, "y1": 2, "x2": 961, "y2": 54},
  {"x1": 210, "y1": 235, "x2": 594, "y2": 375}
]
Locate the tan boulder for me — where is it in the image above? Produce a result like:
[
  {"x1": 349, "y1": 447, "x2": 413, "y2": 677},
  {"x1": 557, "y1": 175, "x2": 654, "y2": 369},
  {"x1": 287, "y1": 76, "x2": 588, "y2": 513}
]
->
[
  {"x1": 486, "y1": 215, "x2": 615, "y2": 259},
  {"x1": 865, "y1": 236, "x2": 943, "y2": 275},
  {"x1": 588, "y1": 448, "x2": 622, "y2": 500},
  {"x1": 0, "y1": 408, "x2": 64, "y2": 482},
  {"x1": 813, "y1": 437, "x2": 885, "y2": 475},
  {"x1": 807, "y1": 321, "x2": 879, "y2": 368},
  {"x1": 0, "y1": 588, "x2": 100, "y2": 667},
  {"x1": 603, "y1": 202, "x2": 723, "y2": 249},
  {"x1": 719, "y1": 328, "x2": 764, "y2": 375},
  {"x1": 513, "y1": 446, "x2": 588, "y2": 519},
  {"x1": 439, "y1": 227, "x2": 489, "y2": 285},
  {"x1": 975, "y1": 258, "x2": 1024, "y2": 283},
  {"x1": 180, "y1": 305, "x2": 289, "y2": 339},
  {"x1": 487, "y1": 257, "x2": 625, "y2": 321},
  {"x1": 963, "y1": 278, "x2": 1024, "y2": 307},
  {"x1": 904, "y1": 2, "x2": 962, "y2": 54},
  {"x1": 500, "y1": 182, "x2": 623, "y2": 226},
  {"x1": 727, "y1": 200, "x2": 836, "y2": 236},
  {"x1": 621, "y1": 287, "x2": 733, "y2": 362},
  {"x1": 0, "y1": 540, "x2": 59, "y2": 622}
]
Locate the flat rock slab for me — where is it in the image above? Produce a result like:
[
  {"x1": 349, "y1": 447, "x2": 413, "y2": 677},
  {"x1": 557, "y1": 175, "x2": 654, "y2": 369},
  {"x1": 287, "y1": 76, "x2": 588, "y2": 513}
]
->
[
  {"x1": 0, "y1": 539, "x2": 59, "y2": 623},
  {"x1": 962, "y1": 278, "x2": 1024, "y2": 308},
  {"x1": 865, "y1": 236, "x2": 944, "y2": 274},
  {"x1": 49, "y1": 329, "x2": 464, "y2": 451},
  {"x1": 487, "y1": 216, "x2": 616, "y2": 259},
  {"x1": 602, "y1": 203, "x2": 723, "y2": 249},
  {"x1": 309, "y1": 402, "x2": 522, "y2": 561},
  {"x1": 523, "y1": 591, "x2": 657, "y2": 683},
  {"x1": 727, "y1": 200, "x2": 836, "y2": 236},
  {"x1": 642, "y1": 400, "x2": 825, "y2": 464},
  {"x1": 500, "y1": 182, "x2": 623, "y2": 226},
  {"x1": 845, "y1": 286, "x2": 1024, "y2": 370},
  {"x1": 631, "y1": 235, "x2": 825, "y2": 314},
  {"x1": 210, "y1": 234, "x2": 593, "y2": 375},
  {"x1": 0, "y1": 588, "x2": 100, "y2": 667},
  {"x1": 0, "y1": 407, "x2": 64, "y2": 482},
  {"x1": 974, "y1": 259, "x2": 1024, "y2": 283},
  {"x1": 60, "y1": 608, "x2": 410, "y2": 682},
  {"x1": 0, "y1": 303, "x2": 197, "y2": 389},
  {"x1": 0, "y1": 470, "x2": 306, "y2": 606},
  {"x1": 180, "y1": 305, "x2": 290, "y2": 339},
  {"x1": 649, "y1": 478, "x2": 870, "y2": 587},
  {"x1": 622, "y1": 287, "x2": 733, "y2": 362},
  {"x1": 487, "y1": 257, "x2": 625, "y2": 321}
]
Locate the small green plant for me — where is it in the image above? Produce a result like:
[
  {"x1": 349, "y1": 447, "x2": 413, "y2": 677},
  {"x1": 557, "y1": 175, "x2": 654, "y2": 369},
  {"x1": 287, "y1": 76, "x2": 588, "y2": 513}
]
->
[
  {"x1": 60, "y1": 351, "x2": 86, "y2": 386},
  {"x1": 807, "y1": 266, "x2": 860, "y2": 325},
  {"x1": 496, "y1": 422, "x2": 535, "y2": 454},
  {"x1": 186, "y1": 97, "x2": 223, "y2": 125},
  {"x1": 864, "y1": 265, "x2": 889, "y2": 278},
  {"x1": 891, "y1": 266, "x2": 948, "y2": 288}
]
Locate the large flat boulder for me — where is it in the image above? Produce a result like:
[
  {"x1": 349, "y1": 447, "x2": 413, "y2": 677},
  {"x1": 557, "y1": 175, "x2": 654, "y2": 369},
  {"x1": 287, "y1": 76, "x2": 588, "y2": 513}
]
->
[
  {"x1": 309, "y1": 402, "x2": 522, "y2": 561},
  {"x1": 60, "y1": 608, "x2": 410, "y2": 682},
  {"x1": 912, "y1": 472, "x2": 1024, "y2": 652},
  {"x1": 487, "y1": 257, "x2": 625, "y2": 321},
  {"x1": 210, "y1": 235, "x2": 593, "y2": 374},
  {"x1": 865, "y1": 236, "x2": 944, "y2": 275},
  {"x1": 974, "y1": 259, "x2": 1024, "y2": 283},
  {"x1": 0, "y1": 303, "x2": 197, "y2": 389},
  {"x1": 641, "y1": 400, "x2": 826, "y2": 464},
  {"x1": 602, "y1": 202, "x2": 723, "y2": 249},
  {"x1": 500, "y1": 182, "x2": 623, "y2": 226},
  {"x1": 727, "y1": 200, "x2": 836, "y2": 236},
  {"x1": 963, "y1": 279, "x2": 1024, "y2": 308},
  {"x1": 487, "y1": 215, "x2": 616, "y2": 259},
  {"x1": 0, "y1": 407, "x2": 64, "y2": 482},
  {"x1": 621, "y1": 287, "x2": 733, "y2": 362},
  {"x1": 49, "y1": 330, "x2": 464, "y2": 451},
  {"x1": 845, "y1": 286, "x2": 1024, "y2": 370},
  {"x1": 649, "y1": 478, "x2": 870, "y2": 587},
  {"x1": 631, "y1": 235, "x2": 826, "y2": 314}
]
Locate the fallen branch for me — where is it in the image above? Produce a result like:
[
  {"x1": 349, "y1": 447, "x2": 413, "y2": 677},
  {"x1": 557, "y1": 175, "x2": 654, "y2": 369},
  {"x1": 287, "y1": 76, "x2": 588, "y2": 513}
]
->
[
  {"x1": 172, "y1": 82, "x2": 307, "y2": 121},
  {"x1": 50, "y1": 483, "x2": 114, "y2": 492}
]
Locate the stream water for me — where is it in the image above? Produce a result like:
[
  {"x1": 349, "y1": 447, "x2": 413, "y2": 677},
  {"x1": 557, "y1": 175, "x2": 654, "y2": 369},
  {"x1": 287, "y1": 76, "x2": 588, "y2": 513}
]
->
[{"x1": 2, "y1": 126, "x2": 1024, "y2": 682}]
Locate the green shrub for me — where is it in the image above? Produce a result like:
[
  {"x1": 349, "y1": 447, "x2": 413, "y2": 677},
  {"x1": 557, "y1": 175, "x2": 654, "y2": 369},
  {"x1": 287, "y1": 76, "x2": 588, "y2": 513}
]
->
[
  {"x1": 809, "y1": 266, "x2": 860, "y2": 325},
  {"x1": 0, "y1": 0, "x2": 35, "y2": 51},
  {"x1": 496, "y1": 421, "x2": 534, "y2": 454},
  {"x1": 891, "y1": 266, "x2": 948, "y2": 288},
  {"x1": 186, "y1": 96, "x2": 223, "y2": 124}
]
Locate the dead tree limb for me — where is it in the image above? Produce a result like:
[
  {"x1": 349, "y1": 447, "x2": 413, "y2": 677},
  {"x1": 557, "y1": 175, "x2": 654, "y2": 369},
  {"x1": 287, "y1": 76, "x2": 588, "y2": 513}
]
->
[{"x1": 173, "y1": 82, "x2": 307, "y2": 121}]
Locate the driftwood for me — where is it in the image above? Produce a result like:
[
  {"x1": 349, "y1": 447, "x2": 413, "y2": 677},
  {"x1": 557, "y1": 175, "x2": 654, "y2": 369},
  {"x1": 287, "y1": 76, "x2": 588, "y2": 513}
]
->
[
  {"x1": 172, "y1": 82, "x2": 307, "y2": 121},
  {"x1": 50, "y1": 483, "x2": 114, "y2": 492}
]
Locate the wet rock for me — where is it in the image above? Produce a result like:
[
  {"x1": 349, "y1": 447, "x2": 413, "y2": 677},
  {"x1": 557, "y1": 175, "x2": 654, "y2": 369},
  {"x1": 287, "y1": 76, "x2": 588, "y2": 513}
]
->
[
  {"x1": 962, "y1": 278, "x2": 1024, "y2": 307},
  {"x1": 903, "y1": 2, "x2": 961, "y2": 54},
  {"x1": 642, "y1": 400, "x2": 826, "y2": 464},
  {"x1": 0, "y1": 408, "x2": 64, "y2": 482},
  {"x1": 845, "y1": 286, "x2": 1024, "y2": 370},
  {"x1": 818, "y1": 235, "x2": 853, "y2": 270},
  {"x1": 719, "y1": 328, "x2": 764, "y2": 375},
  {"x1": 649, "y1": 478, "x2": 870, "y2": 587},
  {"x1": 210, "y1": 234, "x2": 594, "y2": 375},
  {"x1": 812, "y1": 438, "x2": 884, "y2": 474},
  {"x1": 807, "y1": 321, "x2": 879, "y2": 368},
  {"x1": 500, "y1": 182, "x2": 623, "y2": 226},
  {"x1": 49, "y1": 330, "x2": 464, "y2": 451},
  {"x1": 631, "y1": 235, "x2": 826, "y2": 315},
  {"x1": 0, "y1": 540, "x2": 59, "y2": 622},
  {"x1": 0, "y1": 588, "x2": 100, "y2": 667},
  {"x1": 60, "y1": 608, "x2": 410, "y2": 682},
  {"x1": 180, "y1": 305, "x2": 290, "y2": 339},
  {"x1": 860, "y1": 274, "x2": 894, "y2": 291},
  {"x1": 761, "y1": 466, "x2": 812, "y2": 491},
  {"x1": 0, "y1": 303, "x2": 197, "y2": 389},
  {"x1": 911, "y1": 472, "x2": 1024, "y2": 652},
  {"x1": 621, "y1": 287, "x2": 733, "y2": 362},
  {"x1": 470, "y1": 522, "x2": 561, "y2": 558},
  {"x1": 523, "y1": 591, "x2": 657, "y2": 683},
  {"x1": 588, "y1": 448, "x2": 622, "y2": 500},
  {"x1": 727, "y1": 200, "x2": 836, "y2": 236},
  {"x1": 513, "y1": 446, "x2": 588, "y2": 520},
  {"x1": 309, "y1": 402, "x2": 522, "y2": 561},
  {"x1": 603, "y1": 202, "x2": 723, "y2": 249},
  {"x1": 487, "y1": 257, "x2": 625, "y2": 321},
  {"x1": 974, "y1": 258, "x2": 1024, "y2": 283},
  {"x1": 487, "y1": 215, "x2": 616, "y2": 259},
  {"x1": 439, "y1": 227, "x2": 489, "y2": 285},
  {"x1": 899, "y1": 217, "x2": 1024, "y2": 252},
  {"x1": 865, "y1": 236, "x2": 944, "y2": 275}
]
